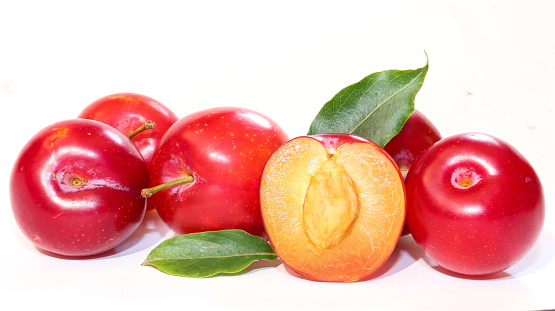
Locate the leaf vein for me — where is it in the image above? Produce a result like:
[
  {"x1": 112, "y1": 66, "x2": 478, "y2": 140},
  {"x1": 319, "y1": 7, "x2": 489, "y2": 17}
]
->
[{"x1": 349, "y1": 68, "x2": 426, "y2": 135}]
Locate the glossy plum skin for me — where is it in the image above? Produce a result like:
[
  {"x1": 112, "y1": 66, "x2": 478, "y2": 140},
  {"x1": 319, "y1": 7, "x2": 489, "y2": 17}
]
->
[
  {"x1": 384, "y1": 110, "x2": 442, "y2": 179},
  {"x1": 78, "y1": 92, "x2": 178, "y2": 169},
  {"x1": 10, "y1": 119, "x2": 148, "y2": 256},
  {"x1": 147, "y1": 107, "x2": 289, "y2": 237},
  {"x1": 405, "y1": 133, "x2": 544, "y2": 275},
  {"x1": 384, "y1": 110, "x2": 441, "y2": 235}
]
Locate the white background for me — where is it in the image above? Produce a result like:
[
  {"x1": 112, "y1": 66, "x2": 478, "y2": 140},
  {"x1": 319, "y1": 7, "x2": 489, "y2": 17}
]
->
[{"x1": 2, "y1": 1, "x2": 554, "y2": 310}]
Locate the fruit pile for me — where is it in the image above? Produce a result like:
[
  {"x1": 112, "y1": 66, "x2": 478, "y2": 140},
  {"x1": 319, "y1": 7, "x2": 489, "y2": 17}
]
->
[
  {"x1": 10, "y1": 93, "x2": 287, "y2": 256},
  {"x1": 10, "y1": 58, "x2": 544, "y2": 283}
]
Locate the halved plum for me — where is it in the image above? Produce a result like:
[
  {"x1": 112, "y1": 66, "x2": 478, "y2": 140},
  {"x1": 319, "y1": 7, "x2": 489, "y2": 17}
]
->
[{"x1": 260, "y1": 134, "x2": 405, "y2": 282}]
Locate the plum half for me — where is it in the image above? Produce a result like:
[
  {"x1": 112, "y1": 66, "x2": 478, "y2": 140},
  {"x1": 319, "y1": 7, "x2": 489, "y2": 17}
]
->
[{"x1": 260, "y1": 134, "x2": 406, "y2": 282}]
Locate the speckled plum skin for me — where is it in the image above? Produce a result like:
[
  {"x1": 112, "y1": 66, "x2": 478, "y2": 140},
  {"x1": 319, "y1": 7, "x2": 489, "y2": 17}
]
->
[
  {"x1": 147, "y1": 107, "x2": 289, "y2": 237},
  {"x1": 10, "y1": 119, "x2": 148, "y2": 256},
  {"x1": 405, "y1": 133, "x2": 544, "y2": 275}
]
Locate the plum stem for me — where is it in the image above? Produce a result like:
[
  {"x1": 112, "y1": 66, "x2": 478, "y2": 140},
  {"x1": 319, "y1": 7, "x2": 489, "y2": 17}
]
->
[
  {"x1": 127, "y1": 120, "x2": 156, "y2": 140},
  {"x1": 141, "y1": 175, "x2": 194, "y2": 198}
]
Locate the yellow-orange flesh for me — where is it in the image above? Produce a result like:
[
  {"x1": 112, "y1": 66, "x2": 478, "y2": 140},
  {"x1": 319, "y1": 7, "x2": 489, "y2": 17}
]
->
[{"x1": 260, "y1": 137, "x2": 405, "y2": 282}]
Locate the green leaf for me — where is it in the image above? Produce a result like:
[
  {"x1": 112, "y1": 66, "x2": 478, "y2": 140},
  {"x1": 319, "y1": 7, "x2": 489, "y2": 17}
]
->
[
  {"x1": 142, "y1": 229, "x2": 277, "y2": 278},
  {"x1": 307, "y1": 56, "x2": 429, "y2": 147}
]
